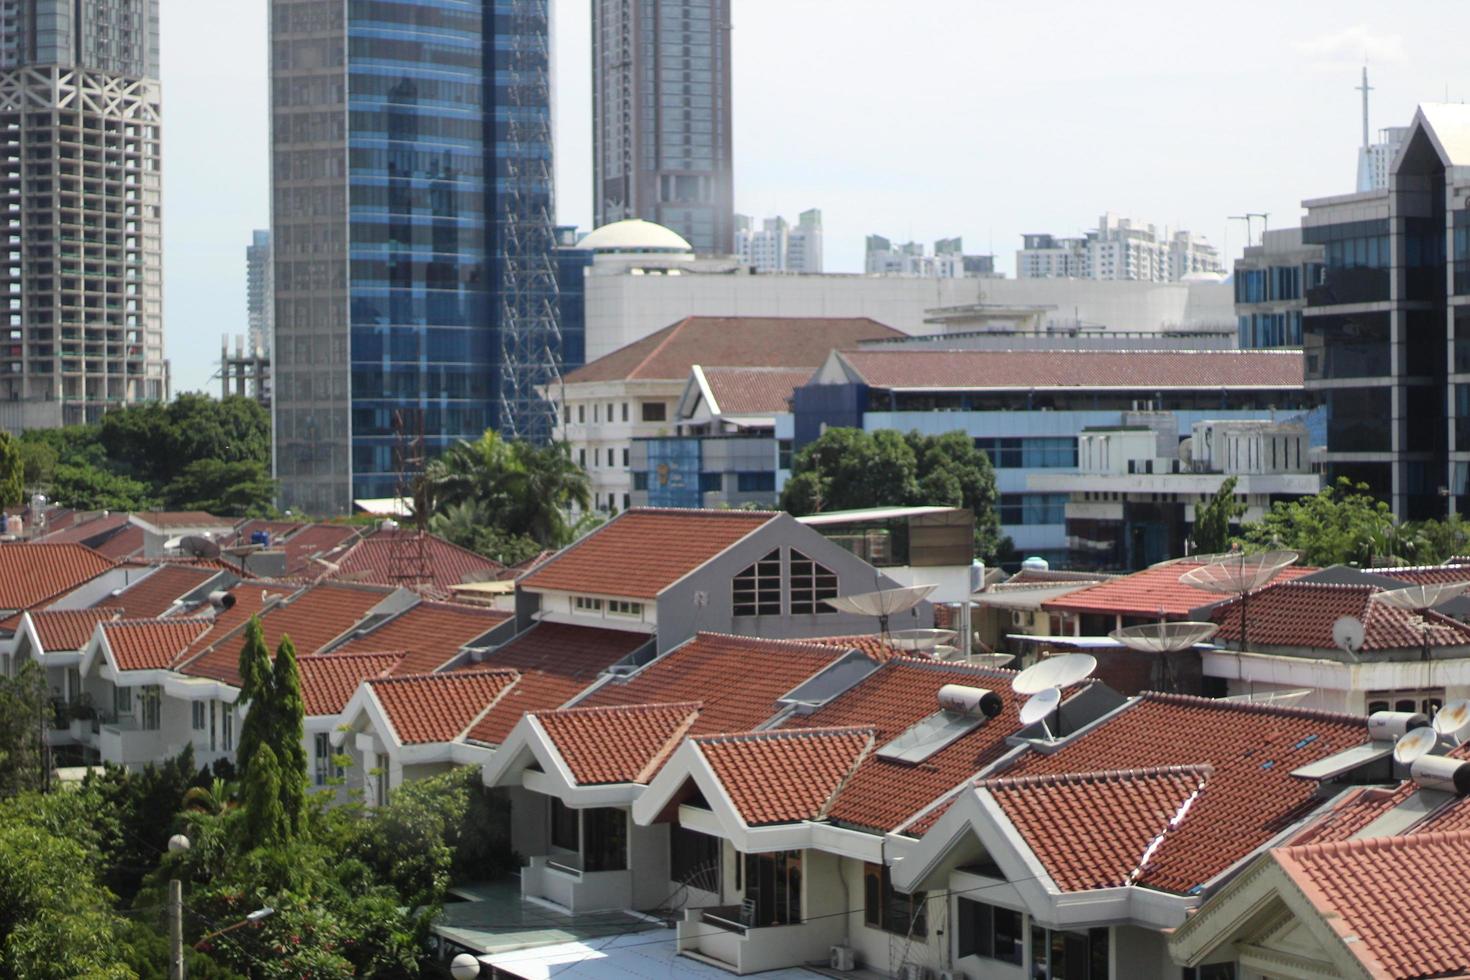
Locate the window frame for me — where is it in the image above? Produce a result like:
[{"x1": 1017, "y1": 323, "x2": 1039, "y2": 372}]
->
[
  {"x1": 789, "y1": 550, "x2": 838, "y2": 615},
  {"x1": 733, "y1": 549, "x2": 782, "y2": 617}
]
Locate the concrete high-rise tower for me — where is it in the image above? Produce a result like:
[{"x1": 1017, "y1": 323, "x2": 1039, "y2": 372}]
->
[
  {"x1": 270, "y1": 0, "x2": 556, "y2": 515},
  {"x1": 245, "y1": 230, "x2": 272, "y2": 358},
  {"x1": 0, "y1": 0, "x2": 166, "y2": 431},
  {"x1": 593, "y1": 0, "x2": 733, "y2": 255}
]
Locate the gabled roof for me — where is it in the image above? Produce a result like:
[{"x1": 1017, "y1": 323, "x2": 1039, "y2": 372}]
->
[
  {"x1": 23, "y1": 608, "x2": 119, "y2": 652},
  {"x1": 519, "y1": 508, "x2": 776, "y2": 599},
  {"x1": 1000, "y1": 693, "x2": 1368, "y2": 895},
  {"x1": 1273, "y1": 829, "x2": 1470, "y2": 979},
  {"x1": 1373, "y1": 563, "x2": 1470, "y2": 586},
  {"x1": 831, "y1": 348, "x2": 1305, "y2": 391},
  {"x1": 328, "y1": 529, "x2": 506, "y2": 596},
  {"x1": 32, "y1": 511, "x2": 134, "y2": 553},
  {"x1": 461, "y1": 622, "x2": 650, "y2": 746},
  {"x1": 980, "y1": 766, "x2": 1211, "y2": 892},
  {"x1": 1042, "y1": 558, "x2": 1313, "y2": 618},
  {"x1": 96, "y1": 565, "x2": 221, "y2": 618},
  {"x1": 130, "y1": 511, "x2": 231, "y2": 530},
  {"x1": 102, "y1": 619, "x2": 213, "y2": 672},
  {"x1": 0, "y1": 543, "x2": 114, "y2": 611},
  {"x1": 89, "y1": 525, "x2": 145, "y2": 560},
  {"x1": 536, "y1": 702, "x2": 701, "y2": 785},
  {"x1": 333, "y1": 600, "x2": 511, "y2": 674},
  {"x1": 296, "y1": 652, "x2": 403, "y2": 717},
  {"x1": 695, "y1": 726, "x2": 875, "y2": 826},
  {"x1": 275, "y1": 523, "x2": 362, "y2": 576},
  {"x1": 1209, "y1": 580, "x2": 1470, "y2": 652},
  {"x1": 562, "y1": 316, "x2": 904, "y2": 385},
  {"x1": 369, "y1": 669, "x2": 519, "y2": 745},
  {"x1": 697, "y1": 366, "x2": 813, "y2": 417}
]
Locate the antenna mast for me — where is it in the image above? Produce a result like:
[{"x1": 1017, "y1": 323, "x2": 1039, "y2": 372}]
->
[
  {"x1": 390, "y1": 408, "x2": 430, "y2": 592},
  {"x1": 1357, "y1": 66, "x2": 1373, "y2": 150}
]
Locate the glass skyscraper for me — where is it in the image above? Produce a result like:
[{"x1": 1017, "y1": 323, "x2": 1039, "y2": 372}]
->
[{"x1": 271, "y1": 0, "x2": 553, "y2": 514}]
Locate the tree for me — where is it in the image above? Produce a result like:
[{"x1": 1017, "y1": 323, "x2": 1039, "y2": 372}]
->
[
  {"x1": 242, "y1": 741, "x2": 288, "y2": 850},
  {"x1": 1241, "y1": 477, "x2": 1400, "y2": 567},
  {"x1": 16, "y1": 439, "x2": 56, "y2": 491},
  {"x1": 0, "y1": 659, "x2": 48, "y2": 799},
  {"x1": 1408, "y1": 513, "x2": 1470, "y2": 565},
  {"x1": 0, "y1": 431, "x2": 22, "y2": 508},
  {"x1": 1192, "y1": 476, "x2": 1247, "y2": 555},
  {"x1": 98, "y1": 393, "x2": 270, "y2": 487},
  {"x1": 164, "y1": 458, "x2": 277, "y2": 517},
  {"x1": 271, "y1": 636, "x2": 308, "y2": 836},
  {"x1": 48, "y1": 461, "x2": 159, "y2": 511},
  {"x1": 234, "y1": 616, "x2": 273, "y2": 778}
]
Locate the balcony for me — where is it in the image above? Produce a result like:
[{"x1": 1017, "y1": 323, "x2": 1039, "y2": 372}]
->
[{"x1": 677, "y1": 906, "x2": 844, "y2": 975}]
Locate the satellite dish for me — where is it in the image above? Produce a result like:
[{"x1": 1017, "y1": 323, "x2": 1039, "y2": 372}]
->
[
  {"x1": 968, "y1": 652, "x2": 1016, "y2": 669},
  {"x1": 1178, "y1": 550, "x2": 1299, "y2": 595},
  {"x1": 1110, "y1": 621, "x2": 1219, "y2": 653},
  {"x1": 1220, "y1": 688, "x2": 1314, "y2": 706},
  {"x1": 886, "y1": 628, "x2": 958, "y2": 652},
  {"x1": 823, "y1": 585, "x2": 937, "y2": 618},
  {"x1": 1371, "y1": 581, "x2": 1470, "y2": 611},
  {"x1": 1011, "y1": 653, "x2": 1096, "y2": 695},
  {"x1": 1434, "y1": 699, "x2": 1470, "y2": 742},
  {"x1": 1019, "y1": 686, "x2": 1061, "y2": 726},
  {"x1": 1333, "y1": 616, "x2": 1366, "y2": 656},
  {"x1": 1393, "y1": 725, "x2": 1440, "y2": 767},
  {"x1": 180, "y1": 535, "x2": 221, "y2": 559}
]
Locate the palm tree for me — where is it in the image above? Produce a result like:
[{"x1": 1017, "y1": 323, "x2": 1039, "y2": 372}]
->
[
  {"x1": 424, "y1": 431, "x2": 591, "y2": 549},
  {"x1": 182, "y1": 776, "x2": 233, "y2": 815}
]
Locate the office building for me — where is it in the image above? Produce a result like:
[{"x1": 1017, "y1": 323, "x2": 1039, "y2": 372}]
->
[
  {"x1": 0, "y1": 0, "x2": 167, "y2": 432},
  {"x1": 865, "y1": 234, "x2": 993, "y2": 278},
  {"x1": 245, "y1": 229, "x2": 272, "y2": 358},
  {"x1": 735, "y1": 209, "x2": 822, "y2": 273},
  {"x1": 270, "y1": 0, "x2": 554, "y2": 514},
  {"x1": 593, "y1": 0, "x2": 734, "y2": 255},
  {"x1": 1233, "y1": 227, "x2": 1319, "y2": 348},
  {"x1": 1017, "y1": 213, "x2": 1222, "y2": 283}
]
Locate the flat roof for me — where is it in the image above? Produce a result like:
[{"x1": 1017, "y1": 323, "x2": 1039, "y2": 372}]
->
[{"x1": 796, "y1": 505, "x2": 962, "y2": 526}]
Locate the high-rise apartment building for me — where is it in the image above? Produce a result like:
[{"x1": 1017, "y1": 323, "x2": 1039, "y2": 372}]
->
[
  {"x1": 735, "y1": 209, "x2": 822, "y2": 273},
  {"x1": 0, "y1": 0, "x2": 166, "y2": 432},
  {"x1": 593, "y1": 0, "x2": 733, "y2": 255},
  {"x1": 1017, "y1": 214, "x2": 1220, "y2": 283},
  {"x1": 270, "y1": 0, "x2": 554, "y2": 514},
  {"x1": 865, "y1": 235, "x2": 993, "y2": 278},
  {"x1": 245, "y1": 229, "x2": 272, "y2": 358}
]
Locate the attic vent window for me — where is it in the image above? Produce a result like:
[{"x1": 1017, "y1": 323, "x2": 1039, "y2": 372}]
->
[
  {"x1": 733, "y1": 550, "x2": 780, "y2": 617},
  {"x1": 790, "y1": 551, "x2": 838, "y2": 614}
]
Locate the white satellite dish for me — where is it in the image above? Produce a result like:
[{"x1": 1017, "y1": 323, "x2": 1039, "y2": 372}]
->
[
  {"x1": 1178, "y1": 550, "x2": 1299, "y2": 595},
  {"x1": 886, "y1": 628, "x2": 958, "y2": 652},
  {"x1": 824, "y1": 585, "x2": 937, "y2": 632},
  {"x1": 1332, "y1": 616, "x2": 1366, "y2": 656},
  {"x1": 1110, "y1": 622, "x2": 1219, "y2": 653},
  {"x1": 1393, "y1": 725, "x2": 1440, "y2": 767},
  {"x1": 1011, "y1": 653, "x2": 1096, "y2": 695},
  {"x1": 967, "y1": 652, "x2": 1016, "y2": 669},
  {"x1": 1220, "y1": 688, "x2": 1314, "y2": 706},
  {"x1": 1019, "y1": 686, "x2": 1061, "y2": 726},
  {"x1": 1371, "y1": 581, "x2": 1470, "y2": 611},
  {"x1": 1434, "y1": 699, "x2": 1470, "y2": 742}
]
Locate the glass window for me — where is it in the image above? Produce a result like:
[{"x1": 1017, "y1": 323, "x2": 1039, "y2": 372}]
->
[
  {"x1": 733, "y1": 550, "x2": 781, "y2": 616},
  {"x1": 191, "y1": 701, "x2": 207, "y2": 731},
  {"x1": 314, "y1": 731, "x2": 338, "y2": 786},
  {"x1": 789, "y1": 551, "x2": 838, "y2": 614},
  {"x1": 221, "y1": 706, "x2": 234, "y2": 751},
  {"x1": 736, "y1": 471, "x2": 775, "y2": 493},
  {"x1": 140, "y1": 686, "x2": 161, "y2": 731},
  {"x1": 699, "y1": 472, "x2": 722, "y2": 492},
  {"x1": 744, "y1": 851, "x2": 801, "y2": 926},
  {"x1": 863, "y1": 863, "x2": 926, "y2": 938},
  {"x1": 114, "y1": 686, "x2": 132, "y2": 715},
  {"x1": 671, "y1": 826, "x2": 721, "y2": 892},
  {"x1": 574, "y1": 596, "x2": 603, "y2": 612},
  {"x1": 607, "y1": 600, "x2": 642, "y2": 617},
  {"x1": 583, "y1": 808, "x2": 628, "y2": 872},
  {"x1": 956, "y1": 898, "x2": 1023, "y2": 965},
  {"x1": 1182, "y1": 966, "x2": 1237, "y2": 980},
  {"x1": 550, "y1": 796, "x2": 579, "y2": 852},
  {"x1": 641, "y1": 402, "x2": 666, "y2": 422}
]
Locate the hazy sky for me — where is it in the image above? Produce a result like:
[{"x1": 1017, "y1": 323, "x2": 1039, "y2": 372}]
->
[{"x1": 161, "y1": 0, "x2": 1467, "y2": 393}]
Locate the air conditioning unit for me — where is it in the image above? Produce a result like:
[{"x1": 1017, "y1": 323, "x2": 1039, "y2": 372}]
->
[
  {"x1": 1010, "y1": 610, "x2": 1028, "y2": 627},
  {"x1": 901, "y1": 965, "x2": 927, "y2": 980},
  {"x1": 829, "y1": 946, "x2": 856, "y2": 972}
]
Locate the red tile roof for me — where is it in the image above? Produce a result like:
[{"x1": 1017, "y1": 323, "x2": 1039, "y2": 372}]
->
[
  {"x1": 1273, "y1": 830, "x2": 1470, "y2": 979},
  {"x1": 277, "y1": 523, "x2": 362, "y2": 576},
  {"x1": 103, "y1": 619, "x2": 213, "y2": 671},
  {"x1": 1042, "y1": 558, "x2": 1314, "y2": 619},
  {"x1": 96, "y1": 565, "x2": 221, "y2": 618},
  {"x1": 563, "y1": 316, "x2": 904, "y2": 384},
  {"x1": 0, "y1": 543, "x2": 114, "y2": 611},
  {"x1": 24, "y1": 608, "x2": 118, "y2": 651},
  {"x1": 370, "y1": 669, "x2": 519, "y2": 745},
  {"x1": 699, "y1": 366, "x2": 813, "y2": 416},
  {"x1": 333, "y1": 600, "x2": 511, "y2": 674},
  {"x1": 130, "y1": 511, "x2": 230, "y2": 529},
  {"x1": 89, "y1": 525, "x2": 145, "y2": 560},
  {"x1": 1001, "y1": 693, "x2": 1368, "y2": 894},
  {"x1": 1372, "y1": 564, "x2": 1470, "y2": 586},
  {"x1": 981, "y1": 766, "x2": 1211, "y2": 892},
  {"x1": 33, "y1": 512, "x2": 137, "y2": 556},
  {"x1": 1209, "y1": 581, "x2": 1470, "y2": 651},
  {"x1": 519, "y1": 508, "x2": 775, "y2": 599},
  {"x1": 1290, "y1": 785, "x2": 1414, "y2": 846},
  {"x1": 296, "y1": 652, "x2": 403, "y2": 716},
  {"x1": 835, "y1": 349, "x2": 1305, "y2": 391},
  {"x1": 582, "y1": 632, "x2": 850, "y2": 734},
  {"x1": 535, "y1": 702, "x2": 701, "y2": 785},
  {"x1": 697, "y1": 727, "x2": 875, "y2": 826},
  {"x1": 462, "y1": 622, "x2": 651, "y2": 745},
  {"x1": 329, "y1": 529, "x2": 506, "y2": 596}
]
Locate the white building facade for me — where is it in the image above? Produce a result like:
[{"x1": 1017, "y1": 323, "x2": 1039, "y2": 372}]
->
[
  {"x1": 1017, "y1": 214, "x2": 1222, "y2": 283},
  {"x1": 735, "y1": 209, "x2": 822, "y2": 273}
]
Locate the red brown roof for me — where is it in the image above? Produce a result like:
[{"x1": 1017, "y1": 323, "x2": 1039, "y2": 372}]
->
[
  {"x1": 1273, "y1": 830, "x2": 1470, "y2": 979},
  {"x1": 130, "y1": 511, "x2": 230, "y2": 529},
  {"x1": 103, "y1": 619, "x2": 213, "y2": 671},
  {"x1": 23, "y1": 608, "x2": 118, "y2": 651},
  {"x1": 696, "y1": 726, "x2": 875, "y2": 826},
  {"x1": 296, "y1": 652, "x2": 403, "y2": 716},
  {"x1": 519, "y1": 508, "x2": 775, "y2": 599},
  {"x1": 1371, "y1": 564, "x2": 1470, "y2": 586},
  {"x1": 0, "y1": 543, "x2": 114, "y2": 611},
  {"x1": 535, "y1": 702, "x2": 701, "y2": 785},
  {"x1": 1209, "y1": 581, "x2": 1470, "y2": 651},
  {"x1": 329, "y1": 530, "x2": 506, "y2": 596},
  {"x1": 1042, "y1": 559, "x2": 1314, "y2": 619},
  {"x1": 96, "y1": 565, "x2": 221, "y2": 618},
  {"x1": 276, "y1": 523, "x2": 362, "y2": 576},
  {"x1": 699, "y1": 366, "x2": 813, "y2": 416},
  {"x1": 835, "y1": 348, "x2": 1305, "y2": 391},
  {"x1": 369, "y1": 669, "x2": 519, "y2": 745},
  {"x1": 982, "y1": 766, "x2": 1211, "y2": 892},
  {"x1": 563, "y1": 316, "x2": 904, "y2": 384},
  {"x1": 89, "y1": 525, "x2": 145, "y2": 560},
  {"x1": 462, "y1": 622, "x2": 651, "y2": 745},
  {"x1": 333, "y1": 600, "x2": 511, "y2": 674}
]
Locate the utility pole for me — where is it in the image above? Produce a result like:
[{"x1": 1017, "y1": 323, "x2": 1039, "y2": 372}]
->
[{"x1": 169, "y1": 878, "x2": 185, "y2": 980}]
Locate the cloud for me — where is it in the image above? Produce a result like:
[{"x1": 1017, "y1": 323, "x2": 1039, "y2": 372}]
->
[{"x1": 1295, "y1": 24, "x2": 1406, "y2": 67}]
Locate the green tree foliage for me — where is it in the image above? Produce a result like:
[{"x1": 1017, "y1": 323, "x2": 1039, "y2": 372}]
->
[
  {"x1": 0, "y1": 431, "x2": 22, "y2": 508},
  {"x1": 0, "y1": 659, "x2": 48, "y2": 799},
  {"x1": 271, "y1": 636, "x2": 308, "y2": 836},
  {"x1": 780, "y1": 427, "x2": 1010, "y2": 560},
  {"x1": 99, "y1": 393, "x2": 270, "y2": 487},
  {"x1": 1406, "y1": 513, "x2": 1470, "y2": 565},
  {"x1": 235, "y1": 623, "x2": 309, "y2": 849},
  {"x1": 1241, "y1": 477, "x2": 1401, "y2": 567},
  {"x1": 243, "y1": 742, "x2": 288, "y2": 851},
  {"x1": 1192, "y1": 476, "x2": 1247, "y2": 556},
  {"x1": 17, "y1": 438, "x2": 56, "y2": 490},
  {"x1": 164, "y1": 459, "x2": 278, "y2": 517},
  {"x1": 235, "y1": 617, "x2": 273, "y2": 778}
]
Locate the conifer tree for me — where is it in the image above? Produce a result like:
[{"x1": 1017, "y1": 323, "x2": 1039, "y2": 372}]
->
[
  {"x1": 271, "y1": 635, "x2": 308, "y2": 835},
  {"x1": 234, "y1": 616, "x2": 274, "y2": 777},
  {"x1": 241, "y1": 741, "x2": 287, "y2": 849}
]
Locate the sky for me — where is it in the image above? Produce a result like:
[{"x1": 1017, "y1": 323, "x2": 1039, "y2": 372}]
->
[{"x1": 161, "y1": 0, "x2": 1468, "y2": 393}]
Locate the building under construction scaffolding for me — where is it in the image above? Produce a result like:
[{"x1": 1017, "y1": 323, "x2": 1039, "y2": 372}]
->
[{"x1": 218, "y1": 333, "x2": 270, "y2": 407}]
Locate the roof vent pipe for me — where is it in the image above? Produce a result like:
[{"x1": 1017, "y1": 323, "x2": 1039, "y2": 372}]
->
[
  {"x1": 937, "y1": 684, "x2": 1002, "y2": 718},
  {"x1": 1410, "y1": 754, "x2": 1470, "y2": 795},
  {"x1": 1369, "y1": 710, "x2": 1431, "y2": 740}
]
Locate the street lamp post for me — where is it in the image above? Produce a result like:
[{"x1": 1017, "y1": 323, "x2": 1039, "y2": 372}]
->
[
  {"x1": 450, "y1": 953, "x2": 483, "y2": 979},
  {"x1": 166, "y1": 835, "x2": 190, "y2": 980}
]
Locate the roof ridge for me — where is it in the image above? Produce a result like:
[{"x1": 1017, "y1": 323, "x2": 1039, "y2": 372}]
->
[
  {"x1": 628, "y1": 316, "x2": 693, "y2": 379},
  {"x1": 303, "y1": 650, "x2": 406, "y2": 662},
  {"x1": 542, "y1": 700, "x2": 704, "y2": 718},
  {"x1": 695, "y1": 724, "x2": 876, "y2": 745},
  {"x1": 1140, "y1": 690, "x2": 1367, "y2": 726},
  {"x1": 352, "y1": 529, "x2": 507, "y2": 572},
  {"x1": 1282, "y1": 826, "x2": 1470, "y2": 860},
  {"x1": 368, "y1": 667, "x2": 519, "y2": 687},
  {"x1": 980, "y1": 764, "x2": 1213, "y2": 791},
  {"x1": 690, "y1": 630, "x2": 868, "y2": 654},
  {"x1": 103, "y1": 617, "x2": 211, "y2": 632},
  {"x1": 817, "y1": 729, "x2": 878, "y2": 821}
]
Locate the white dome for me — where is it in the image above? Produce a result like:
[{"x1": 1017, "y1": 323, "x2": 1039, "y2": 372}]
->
[{"x1": 578, "y1": 219, "x2": 693, "y2": 254}]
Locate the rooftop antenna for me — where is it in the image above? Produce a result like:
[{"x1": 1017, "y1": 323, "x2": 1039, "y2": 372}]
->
[
  {"x1": 1357, "y1": 65, "x2": 1373, "y2": 151},
  {"x1": 1369, "y1": 581, "x2": 1470, "y2": 661},
  {"x1": 824, "y1": 584, "x2": 936, "y2": 640},
  {"x1": 1011, "y1": 653, "x2": 1095, "y2": 738},
  {"x1": 1018, "y1": 686, "x2": 1061, "y2": 741},
  {"x1": 1110, "y1": 621, "x2": 1219, "y2": 693},
  {"x1": 886, "y1": 628, "x2": 957, "y2": 658},
  {"x1": 1179, "y1": 550, "x2": 1298, "y2": 652}
]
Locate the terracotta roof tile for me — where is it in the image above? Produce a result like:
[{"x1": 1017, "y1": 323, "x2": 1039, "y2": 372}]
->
[
  {"x1": 0, "y1": 543, "x2": 114, "y2": 611},
  {"x1": 1290, "y1": 785, "x2": 1415, "y2": 845},
  {"x1": 330, "y1": 530, "x2": 506, "y2": 596},
  {"x1": 982, "y1": 766, "x2": 1211, "y2": 891},
  {"x1": 89, "y1": 525, "x2": 145, "y2": 560},
  {"x1": 699, "y1": 366, "x2": 812, "y2": 416},
  {"x1": 1002, "y1": 693, "x2": 1368, "y2": 894},
  {"x1": 520, "y1": 508, "x2": 775, "y2": 599},
  {"x1": 333, "y1": 600, "x2": 511, "y2": 674},
  {"x1": 1274, "y1": 830, "x2": 1470, "y2": 978},
  {"x1": 563, "y1": 316, "x2": 904, "y2": 384},
  {"x1": 370, "y1": 669, "x2": 519, "y2": 745},
  {"x1": 130, "y1": 511, "x2": 230, "y2": 529},
  {"x1": 1374, "y1": 564, "x2": 1470, "y2": 586},
  {"x1": 582, "y1": 632, "x2": 850, "y2": 733},
  {"x1": 1042, "y1": 559, "x2": 1314, "y2": 618},
  {"x1": 697, "y1": 727, "x2": 876, "y2": 826},
  {"x1": 103, "y1": 619, "x2": 213, "y2": 671},
  {"x1": 22, "y1": 608, "x2": 117, "y2": 651},
  {"x1": 276, "y1": 524, "x2": 362, "y2": 576},
  {"x1": 296, "y1": 652, "x2": 402, "y2": 717},
  {"x1": 31, "y1": 510, "x2": 131, "y2": 546},
  {"x1": 461, "y1": 622, "x2": 651, "y2": 745},
  {"x1": 837, "y1": 348, "x2": 1305, "y2": 391},
  {"x1": 1209, "y1": 581, "x2": 1470, "y2": 651},
  {"x1": 536, "y1": 702, "x2": 701, "y2": 785},
  {"x1": 96, "y1": 565, "x2": 221, "y2": 618}
]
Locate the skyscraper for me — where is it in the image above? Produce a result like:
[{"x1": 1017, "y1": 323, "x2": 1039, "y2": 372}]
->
[
  {"x1": 270, "y1": 0, "x2": 555, "y2": 515},
  {"x1": 0, "y1": 0, "x2": 166, "y2": 431},
  {"x1": 593, "y1": 0, "x2": 733, "y2": 255},
  {"x1": 246, "y1": 230, "x2": 273, "y2": 358}
]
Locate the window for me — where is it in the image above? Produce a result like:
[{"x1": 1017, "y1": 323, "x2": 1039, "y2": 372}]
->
[
  {"x1": 778, "y1": 439, "x2": 793, "y2": 471},
  {"x1": 1031, "y1": 925, "x2": 1109, "y2": 980},
  {"x1": 583, "y1": 807, "x2": 628, "y2": 871},
  {"x1": 608, "y1": 600, "x2": 643, "y2": 617},
  {"x1": 737, "y1": 471, "x2": 775, "y2": 493},
  {"x1": 140, "y1": 685, "x2": 161, "y2": 731},
  {"x1": 607, "y1": 403, "x2": 614, "y2": 422},
  {"x1": 114, "y1": 685, "x2": 132, "y2": 714},
  {"x1": 633, "y1": 471, "x2": 649, "y2": 491},
  {"x1": 574, "y1": 596, "x2": 604, "y2": 613},
  {"x1": 623, "y1": 493, "x2": 630, "y2": 511},
  {"x1": 733, "y1": 550, "x2": 781, "y2": 616},
  {"x1": 863, "y1": 863, "x2": 926, "y2": 938},
  {"x1": 550, "y1": 796, "x2": 579, "y2": 852},
  {"x1": 671, "y1": 826, "x2": 722, "y2": 892},
  {"x1": 622, "y1": 402, "x2": 629, "y2": 422},
  {"x1": 957, "y1": 898, "x2": 1023, "y2": 965},
  {"x1": 578, "y1": 404, "x2": 585, "y2": 424},
  {"x1": 221, "y1": 705, "x2": 234, "y2": 751},
  {"x1": 622, "y1": 448, "x2": 629, "y2": 467},
  {"x1": 192, "y1": 701, "x2": 207, "y2": 731},
  {"x1": 789, "y1": 551, "x2": 838, "y2": 614},
  {"x1": 1366, "y1": 689, "x2": 1444, "y2": 717},
  {"x1": 641, "y1": 401, "x2": 666, "y2": 422},
  {"x1": 578, "y1": 448, "x2": 586, "y2": 467},
  {"x1": 314, "y1": 731, "x2": 337, "y2": 786},
  {"x1": 744, "y1": 851, "x2": 801, "y2": 926},
  {"x1": 699, "y1": 472, "x2": 722, "y2": 492}
]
